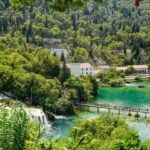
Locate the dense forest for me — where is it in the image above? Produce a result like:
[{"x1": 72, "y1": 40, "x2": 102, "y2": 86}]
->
[
  {"x1": 1, "y1": 0, "x2": 150, "y2": 149},
  {"x1": 0, "y1": 0, "x2": 150, "y2": 111},
  {"x1": 0, "y1": 0, "x2": 150, "y2": 66}
]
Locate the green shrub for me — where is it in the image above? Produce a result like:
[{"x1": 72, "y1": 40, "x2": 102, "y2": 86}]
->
[
  {"x1": 110, "y1": 78, "x2": 125, "y2": 87},
  {"x1": 138, "y1": 85, "x2": 146, "y2": 88},
  {"x1": 96, "y1": 71, "x2": 104, "y2": 80},
  {"x1": 125, "y1": 66, "x2": 135, "y2": 75},
  {"x1": 0, "y1": 105, "x2": 29, "y2": 150},
  {"x1": 56, "y1": 95, "x2": 74, "y2": 115},
  {"x1": 135, "y1": 112, "x2": 140, "y2": 118},
  {"x1": 128, "y1": 112, "x2": 132, "y2": 117},
  {"x1": 120, "y1": 72, "x2": 126, "y2": 78},
  {"x1": 69, "y1": 114, "x2": 142, "y2": 150},
  {"x1": 135, "y1": 76, "x2": 141, "y2": 81},
  {"x1": 103, "y1": 76, "x2": 110, "y2": 84}
]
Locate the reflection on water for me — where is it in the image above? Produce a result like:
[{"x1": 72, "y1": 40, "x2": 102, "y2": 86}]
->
[{"x1": 45, "y1": 81, "x2": 150, "y2": 142}]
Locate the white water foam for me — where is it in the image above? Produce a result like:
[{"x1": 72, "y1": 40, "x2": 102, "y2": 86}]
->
[
  {"x1": 55, "y1": 115, "x2": 67, "y2": 119},
  {"x1": 0, "y1": 93, "x2": 8, "y2": 100},
  {"x1": 25, "y1": 108, "x2": 51, "y2": 131}
]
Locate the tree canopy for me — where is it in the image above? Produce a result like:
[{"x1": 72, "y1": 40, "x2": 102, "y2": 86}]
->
[
  {"x1": 10, "y1": 0, "x2": 103, "y2": 11},
  {"x1": 9, "y1": 0, "x2": 144, "y2": 11}
]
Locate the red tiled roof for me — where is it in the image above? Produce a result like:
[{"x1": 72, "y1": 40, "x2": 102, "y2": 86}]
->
[
  {"x1": 93, "y1": 69, "x2": 101, "y2": 74},
  {"x1": 66, "y1": 63, "x2": 92, "y2": 68},
  {"x1": 133, "y1": 65, "x2": 148, "y2": 69},
  {"x1": 116, "y1": 67, "x2": 127, "y2": 71},
  {"x1": 116, "y1": 65, "x2": 148, "y2": 71},
  {"x1": 96, "y1": 66, "x2": 110, "y2": 69},
  {"x1": 80, "y1": 63, "x2": 92, "y2": 68}
]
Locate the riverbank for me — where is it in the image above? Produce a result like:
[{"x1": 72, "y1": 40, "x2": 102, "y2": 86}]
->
[
  {"x1": 1, "y1": 81, "x2": 150, "y2": 142},
  {"x1": 44, "y1": 81, "x2": 150, "y2": 142},
  {"x1": 99, "y1": 76, "x2": 150, "y2": 87},
  {"x1": 44, "y1": 110, "x2": 150, "y2": 142}
]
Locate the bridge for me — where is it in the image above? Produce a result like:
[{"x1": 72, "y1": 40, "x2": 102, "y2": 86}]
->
[{"x1": 74, "y1": 102, "x2": 150, "y2": 118}]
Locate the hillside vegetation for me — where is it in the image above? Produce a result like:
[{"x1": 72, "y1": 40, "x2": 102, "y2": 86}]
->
[{"x1": 0, "y1": 0, "x2": 150, "y2": 66}]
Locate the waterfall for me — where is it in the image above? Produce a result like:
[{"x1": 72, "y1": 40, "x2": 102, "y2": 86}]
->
[
  {"x1": 0, "y1": 94, "x2": 51, "y2": 131},
  {"x1": 25, "y1": 108, "x2": 51, "y2": 131},
  {"x1": 0, "y1": 93, "x2": 8, "y2": 100}
]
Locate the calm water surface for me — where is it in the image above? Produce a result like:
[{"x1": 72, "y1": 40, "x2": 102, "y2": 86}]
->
[
  {"x1": 94, "y1": 81, "x2": 150, "y2": 108},
  {"x1": 46, "y1": 81, "x2": 150, "y2": 142}
]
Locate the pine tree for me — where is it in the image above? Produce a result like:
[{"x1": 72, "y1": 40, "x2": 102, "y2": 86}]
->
[
  {"x1": 61, "y1": 51, "x2": 65, "y2": 62},
  {"x1": 26, "y1": 28, "x2": 29, "y2": 43},
  {"x1": 3, "y1": 19, "x2": 8, "y2": 32},
  {"x1": 130, "y1": 56, "x2": 134, "y2": 65},
  {"x1": 0, "y1": 20, "x2": 2, "y2": 33},
  {"x1": 53, "y1": 52, "x2": 57, "y2": 57},
  {"x1": 71, "y1": 14, "x2": 77, "y2": 31},
  {"x1": 45, "y1": 15, "x2": 48, "y2": 28},
  {"x1": 132, "y1": 23, "x2": 140, "y2": 33},
  {"x1": 11, "y1": 29, "x2": 15, "y2": 37},
  {"x1": 124, "y1": 45, "x2": 127, "y2": 55},
  {"x1": 134, "y1": 46, "x2": 140, "y2": 59},
  {"x1": 59, "y1": 62, "x2": 71, "y2": 84},
  {"x1": 132, "y1": 41, "x2": 140, "y2": 59},
  {"x1": 28, "y1": 22, "x2": 32, "y2": 36}
]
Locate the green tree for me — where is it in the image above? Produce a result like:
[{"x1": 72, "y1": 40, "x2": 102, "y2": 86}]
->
[
  {"x1": 72, "y1": 47, "x2": 88, "y2": 63},
  {"x1": 61, "y1": 51, "x2": 65, "y2": 62},
  {"x1": 26, "y1": 28, "x2": 29, "y2": 43},
  {"x1": 112, "y1": 133, "x2": 141, "y2": 150},
  {"x1": 56, "y1": 94, "x2": 74, "y2": 115},
  {"x1": 59, "y1": 62, "x2": 71, "y2": 84},
  {"x1": 125, "y1": 66, "x2": 135, "y2": 75},
  {"x1": 86, "y1": 74, "x2": 99, "y2": 96},
  {"x1": 10, "y1": 0, "x2": 103, "y2": 11}
]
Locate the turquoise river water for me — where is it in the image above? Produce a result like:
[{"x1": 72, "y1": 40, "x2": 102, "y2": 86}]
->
[{"x1": 46, "y1": 81, "x2": 150, "y2": 142}]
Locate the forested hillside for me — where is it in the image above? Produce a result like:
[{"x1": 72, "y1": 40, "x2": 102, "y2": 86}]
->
[
  {"x1": 0, "y1": 0, "x2": 150, "y2": 66},
  {"x1": 1, "y1": 1, "x2": 150, "y2": 149}
]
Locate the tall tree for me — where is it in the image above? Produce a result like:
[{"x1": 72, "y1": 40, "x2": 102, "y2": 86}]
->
[
  {"x1": 28, "y1": 21, "x2": 32, "y2": 36},
  {"x1": 26, "y1": 28, "x2": 29, "y2": 43},
  {"x1": 45, "y1": 15, "x2": 48, "y2": 28},
  {"x1": 61, "y1": 51, "x2": 65, "y2": 62},
  {"x1": 59, "y1": 62, "x2": 71, "y2": 84}
]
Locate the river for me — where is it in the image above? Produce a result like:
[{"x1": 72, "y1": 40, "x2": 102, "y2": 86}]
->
[{"x1": 45, "y1": 81, "x2": 150, "y2": 142}]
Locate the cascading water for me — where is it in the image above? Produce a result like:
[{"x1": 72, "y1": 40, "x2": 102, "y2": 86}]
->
[
  {"x1": 0, "y1": 93, "x2": 51, "y2": 131},
  {"x1": 25, "y1": 108, "x2": 51, "y2": 131},
  {"x1": 0, "y1": 93, "x2": 8, "y2": 100}
]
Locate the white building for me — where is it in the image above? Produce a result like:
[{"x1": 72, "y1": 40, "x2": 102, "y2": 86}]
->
[
  {"x1": 133, "y1": 65, "x2": 149, "y2": 74},
  {"x1": 49, "y1": 48, "x2": 67, "y2": 59},
  {"x1": 67, "y1": 63, "x2": 93, "y2": 76},
  {"x1": 93, "y1": 65, "x2": 149, "y2": 75},
  {"x1": 94, "y1": 66, "x2": 110, "y2": 74},
  {"x1": 116, "y1": 65, "x2": 149, "y2": 74}
]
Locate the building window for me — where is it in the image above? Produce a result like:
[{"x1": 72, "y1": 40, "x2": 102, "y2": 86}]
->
[
  {"x1": 82, "y1": 68, "x2": 84, "y2": 71},
  {"x1": 86, "y1": 68, "x2": 88, "y2": 71}
]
